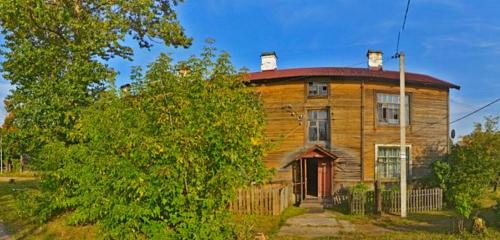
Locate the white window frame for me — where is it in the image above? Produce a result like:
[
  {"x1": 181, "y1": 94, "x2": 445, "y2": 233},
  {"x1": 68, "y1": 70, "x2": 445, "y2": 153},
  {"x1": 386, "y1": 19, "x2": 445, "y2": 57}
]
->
[
  {"x1": 307, "y1": 109, "x2": 330, "y2": 145},
  {"x1": 374, "y1": 144, "x2": 412, "y2": 181},
  {"x1": 376, "y1": 93, "x2": 410, "y2": 125}
]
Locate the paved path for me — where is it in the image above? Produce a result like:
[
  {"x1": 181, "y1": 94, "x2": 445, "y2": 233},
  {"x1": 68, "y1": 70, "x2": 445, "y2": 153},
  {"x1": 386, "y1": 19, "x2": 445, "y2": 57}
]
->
[
  {"x1": 278, "y1": 210, "x2": 388, "y2": 238},
  {"x1": 0, "y1": 223, "x2": 9, "y2": 240},
  {"x1": 0, "y1": 176, "x2": 37, "y2": 182}
]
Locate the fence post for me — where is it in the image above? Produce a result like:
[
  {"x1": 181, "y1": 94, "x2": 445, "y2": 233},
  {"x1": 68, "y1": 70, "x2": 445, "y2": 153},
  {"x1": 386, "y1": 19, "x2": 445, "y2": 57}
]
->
[{"x1": 375, "y1": 180, "x2": 382, "y2": 214}]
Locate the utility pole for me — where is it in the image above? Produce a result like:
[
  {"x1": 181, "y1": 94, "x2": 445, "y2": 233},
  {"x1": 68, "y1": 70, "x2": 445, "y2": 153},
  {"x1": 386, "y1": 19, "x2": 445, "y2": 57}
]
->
[{"x1": 399, "y1": 52, "x2": 407, "y2": 218}]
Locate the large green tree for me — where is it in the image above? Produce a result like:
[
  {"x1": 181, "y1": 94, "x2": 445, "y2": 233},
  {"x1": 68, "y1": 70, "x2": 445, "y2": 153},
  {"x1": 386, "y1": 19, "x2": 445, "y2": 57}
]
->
[
  {"x1": 24, "y1": 47, "x2": 269, "y2": 239},
  {"x1": 432, "y1": 116, "x2": 499, "y2": 230},
  {"x1": 0, "y1": 0, "x2": 191, "y2": 160}
]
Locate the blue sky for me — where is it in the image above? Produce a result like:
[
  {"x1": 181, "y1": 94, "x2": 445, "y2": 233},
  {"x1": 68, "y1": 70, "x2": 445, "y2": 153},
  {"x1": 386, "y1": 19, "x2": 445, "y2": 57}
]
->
[{"x1": 1, "y1": 0, "x2": 499, "y2": 138}]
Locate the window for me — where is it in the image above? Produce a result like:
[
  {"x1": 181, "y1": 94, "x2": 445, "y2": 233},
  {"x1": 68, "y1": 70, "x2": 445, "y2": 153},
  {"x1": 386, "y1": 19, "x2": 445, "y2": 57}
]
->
[
  {"x1": 308, "y1": 81, "x2": 328, "y2": 97},
  {"x1": 376, "y1": 146, "x2": 411, "y2": 180},
  {"x1": 377, "y1": 93, "x2": 410, "y2": 125},
  {"x1": 308, "y1": 109, "x2": 329, "y2": 143}
]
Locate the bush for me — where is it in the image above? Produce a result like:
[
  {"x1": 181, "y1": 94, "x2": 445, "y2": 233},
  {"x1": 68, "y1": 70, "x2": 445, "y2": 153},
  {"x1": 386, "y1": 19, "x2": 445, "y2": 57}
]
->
[
  {"x1": 22, "y1": 47, "x2": 270, "y2": 239},
  {"x1": 430, "y1": 117, "x2": 499, "y2": 232},
  {"x1": 351, "y1": 182, "x2": 369, "y2": 194}
]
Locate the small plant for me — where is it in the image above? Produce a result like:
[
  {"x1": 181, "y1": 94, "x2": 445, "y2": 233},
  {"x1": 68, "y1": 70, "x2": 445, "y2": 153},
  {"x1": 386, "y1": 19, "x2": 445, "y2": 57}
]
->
[
  {"x1": 233, "y1": 216, "x2": 257, "y2": 240},
  {"x1": 383, "y1": 183, "x2": 400, "y2": 192},
  {"x1": 351, "y1": 182, "x2": 369, "y2": 194}
]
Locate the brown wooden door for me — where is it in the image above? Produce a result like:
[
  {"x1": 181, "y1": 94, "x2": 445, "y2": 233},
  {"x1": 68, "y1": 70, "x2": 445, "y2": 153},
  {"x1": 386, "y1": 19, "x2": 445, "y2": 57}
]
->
[{"x1": 317, "y1": 159, "x2": 332, "y2": 198}]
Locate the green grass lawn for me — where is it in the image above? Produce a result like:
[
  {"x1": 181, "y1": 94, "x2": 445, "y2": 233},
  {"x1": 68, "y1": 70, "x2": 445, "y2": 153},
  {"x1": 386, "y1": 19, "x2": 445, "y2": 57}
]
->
[
  {"x1": 326, "y1": 210, "x2": 500, "y2": 240},
  {"x1": 0, "y1": 179, "x2": 96, "y2": 239},
  {"x1": 0, "y1": 179, "x2": 38, "y2": 236},
  {"x1": 2, "y1": 179, "x2": 498, "y2": 240},
  {"x1": 232, "y1": 206, "x2": 307, "y2": 239},
  {"x1": 249, "y1": 190, "x2": 500, "y2": 240}
]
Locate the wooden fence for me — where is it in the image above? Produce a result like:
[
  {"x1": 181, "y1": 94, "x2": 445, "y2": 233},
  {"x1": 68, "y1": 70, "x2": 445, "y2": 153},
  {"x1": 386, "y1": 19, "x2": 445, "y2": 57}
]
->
[
  {"x1": 350, "y1": 188, "x2": 442, "y2": 215},
  {"x1": 229, "y1": 184, "x2": 294, "y2": 215},
  {"x1": 349, "y1": 191, "x2": 374, "y2": 215}
]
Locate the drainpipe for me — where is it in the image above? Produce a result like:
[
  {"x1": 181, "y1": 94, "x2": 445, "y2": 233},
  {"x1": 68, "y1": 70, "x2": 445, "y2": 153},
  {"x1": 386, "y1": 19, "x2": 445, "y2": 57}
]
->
[{"x1": 360, "y1": 79, "x2": 365, "y2": 182}]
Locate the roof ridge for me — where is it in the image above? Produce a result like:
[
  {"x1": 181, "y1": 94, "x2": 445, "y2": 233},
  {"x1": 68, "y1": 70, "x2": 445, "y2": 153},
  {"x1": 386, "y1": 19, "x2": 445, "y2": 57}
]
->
[{"x1": 245, "y1": 67, "x2": 460, "y2": 89}]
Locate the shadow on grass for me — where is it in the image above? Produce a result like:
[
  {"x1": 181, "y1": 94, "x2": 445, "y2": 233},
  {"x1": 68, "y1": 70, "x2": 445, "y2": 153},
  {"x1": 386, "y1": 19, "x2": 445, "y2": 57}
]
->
[
  {"x1": 371, "y1": 211, "x2": 456, "y2": 234},
  {"x1": 0, "y1": 180, "x2": 40, "y2": 238},
  {"x1": 232, "y1": 206, "x2": 307, "y2": 239}
]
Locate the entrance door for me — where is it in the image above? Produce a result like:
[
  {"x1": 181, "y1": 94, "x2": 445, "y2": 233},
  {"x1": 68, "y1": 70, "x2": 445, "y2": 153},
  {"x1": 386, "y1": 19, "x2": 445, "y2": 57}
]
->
[
  {"x1": 306, "y1": 159, "x2": 318, "y2": 197},
  {"x1": 292, "y1": 161, "x2": 304, "y2": 202},
  {"x1": 317, "y1": 159, "x2": 332, "y2": 198},
  {"x1": 292, "y1": 156, "x2": 334, "y2": 202}
]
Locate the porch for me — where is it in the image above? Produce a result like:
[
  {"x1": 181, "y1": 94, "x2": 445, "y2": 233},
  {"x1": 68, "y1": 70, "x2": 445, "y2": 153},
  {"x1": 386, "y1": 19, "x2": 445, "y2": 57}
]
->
[{"x1": 290, "y1": 145, "x2": 337, "y2": 207}]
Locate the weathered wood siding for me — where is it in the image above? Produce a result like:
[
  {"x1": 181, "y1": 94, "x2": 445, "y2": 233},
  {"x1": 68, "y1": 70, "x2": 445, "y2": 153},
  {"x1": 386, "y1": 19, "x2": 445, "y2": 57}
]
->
[
  {"x1": 254, "y1": 77, "x2": 449, "y2": 184},
  {"x1": 362, "y1": 82, "x2": 449, "y2": 180}
]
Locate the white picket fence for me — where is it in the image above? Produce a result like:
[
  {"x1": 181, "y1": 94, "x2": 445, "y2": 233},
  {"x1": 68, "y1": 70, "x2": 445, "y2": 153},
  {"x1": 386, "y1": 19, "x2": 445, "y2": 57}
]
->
[{"x1": 350, "y1": 188, "x2": 443, "y2": 215}]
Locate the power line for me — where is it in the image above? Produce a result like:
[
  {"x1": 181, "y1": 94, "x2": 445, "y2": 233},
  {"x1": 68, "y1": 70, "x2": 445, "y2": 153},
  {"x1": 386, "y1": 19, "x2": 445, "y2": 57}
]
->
[
  {"x1": 450, "y1": 97, "x2": 500, "y2": 124},
  {"x1": 380, "y1": 97, "x2": 500, "y2": 143},
  {"x1": 401, "y1": 0, "x2": 411, "y2": 31},
  {"x1": 394, "y1": 0, "x2": 412, "y2": 57}
]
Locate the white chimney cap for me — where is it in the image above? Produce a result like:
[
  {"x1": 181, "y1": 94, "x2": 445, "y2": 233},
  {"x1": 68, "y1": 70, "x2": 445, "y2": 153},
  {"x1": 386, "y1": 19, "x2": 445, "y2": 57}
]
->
[
  {"x1": 261, "y1": 51, "x2": 277, "y2": 71},
  {"x1": 367, "y1": 50, "x2": 383, "y2": 70}
]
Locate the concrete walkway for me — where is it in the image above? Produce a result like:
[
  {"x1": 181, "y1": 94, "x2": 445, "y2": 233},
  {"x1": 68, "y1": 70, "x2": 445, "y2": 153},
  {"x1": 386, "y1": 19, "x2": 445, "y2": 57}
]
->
[
  {"x1": 278, "y1": 210, "x2": 387, "y2": 238},
  {"x1": 0, "y1": 223, "x2": 9, "y2": 240}
]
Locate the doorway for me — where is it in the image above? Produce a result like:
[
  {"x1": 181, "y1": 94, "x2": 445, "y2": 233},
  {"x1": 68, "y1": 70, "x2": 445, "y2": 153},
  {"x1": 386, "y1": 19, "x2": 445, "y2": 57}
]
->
[
  {"x1": 291, "y1": 146, "x2": 337, "y2": 203},
  {"x1": 306, "y1": 159, "x2": 318, "y2": 198}
]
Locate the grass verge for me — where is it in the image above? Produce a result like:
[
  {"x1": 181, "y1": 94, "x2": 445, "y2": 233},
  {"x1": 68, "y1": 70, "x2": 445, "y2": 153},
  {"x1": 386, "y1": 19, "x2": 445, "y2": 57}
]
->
[
  {"x1": 0, "y1": 179, "x2": 96, "y2": 239},
  {"x1": 231, "y1": 206, "x2": 307, "y2": 239}
]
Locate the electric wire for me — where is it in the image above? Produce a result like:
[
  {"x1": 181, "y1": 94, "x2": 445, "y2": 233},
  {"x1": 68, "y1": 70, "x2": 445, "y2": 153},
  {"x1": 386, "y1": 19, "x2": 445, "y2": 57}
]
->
[
  {"x1": 450, "y1": 97, "x2": 500, "y2": 124},
  {"x1": 394, "y1": 0, "x2": 412, "y2": 58},
  {"x1": 380, "y1": 97, "x2": 500, "y2": 142}
]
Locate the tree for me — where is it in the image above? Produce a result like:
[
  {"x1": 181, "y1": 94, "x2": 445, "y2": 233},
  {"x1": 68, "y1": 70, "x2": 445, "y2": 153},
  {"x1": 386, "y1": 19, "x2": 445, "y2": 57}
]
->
[
  {"x1": 0, "y1": 0, "x2": 192, "y2": 161},
  {"x1": 26, "y1": 46, "x2": 270, "y2": 239},
  {"x1": 432, "y1": 116, "x2": 499, "y2": 231}
]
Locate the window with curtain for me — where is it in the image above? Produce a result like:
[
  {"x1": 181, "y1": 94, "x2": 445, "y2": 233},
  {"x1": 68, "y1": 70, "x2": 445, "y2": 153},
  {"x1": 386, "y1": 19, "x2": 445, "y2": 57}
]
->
[{"x1": 377, "y1": 146, "x2": 411, "y2": 180}]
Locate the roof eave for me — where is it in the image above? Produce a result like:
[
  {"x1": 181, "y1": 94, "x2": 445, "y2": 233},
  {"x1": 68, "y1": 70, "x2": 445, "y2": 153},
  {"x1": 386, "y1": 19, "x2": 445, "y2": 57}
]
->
[{"x1": 245, "y1": 75, "x2": 461, "y2": 90}]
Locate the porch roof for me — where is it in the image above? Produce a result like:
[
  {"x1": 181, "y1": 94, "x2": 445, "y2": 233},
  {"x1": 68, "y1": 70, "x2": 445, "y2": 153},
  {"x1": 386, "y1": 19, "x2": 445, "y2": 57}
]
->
[{"x1": 281, "y1": 144, "x2": 337, "y2": 169}]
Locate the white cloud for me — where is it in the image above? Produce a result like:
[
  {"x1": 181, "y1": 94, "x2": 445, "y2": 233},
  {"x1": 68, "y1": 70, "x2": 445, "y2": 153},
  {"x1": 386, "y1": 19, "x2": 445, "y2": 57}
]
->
[{"x1": 422, "y1": 34, "x2": 500, "y2": 57}]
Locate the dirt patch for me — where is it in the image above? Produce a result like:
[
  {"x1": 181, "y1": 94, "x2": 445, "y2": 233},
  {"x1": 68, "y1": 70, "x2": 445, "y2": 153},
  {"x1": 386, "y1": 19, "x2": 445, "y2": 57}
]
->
[{"x1": 0, "y1": 177, "x2": 37, "y2": 182}]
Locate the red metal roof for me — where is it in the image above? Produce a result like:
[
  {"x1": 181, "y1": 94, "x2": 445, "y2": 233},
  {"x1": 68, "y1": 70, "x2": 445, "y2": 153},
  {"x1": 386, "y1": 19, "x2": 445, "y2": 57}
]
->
[{"x1": 245, "y1": 67, "x2": 460, "y2": 89}]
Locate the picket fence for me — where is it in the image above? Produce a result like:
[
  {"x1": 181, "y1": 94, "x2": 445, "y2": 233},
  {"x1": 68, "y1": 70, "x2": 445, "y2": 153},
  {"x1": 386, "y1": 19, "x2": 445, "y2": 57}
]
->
[
  {"x1": 350, "y1": 188, "x2": 443, "y2": 215},
  {"x1": 229, "y1": 184, "x2": 294, "y2": 216}
]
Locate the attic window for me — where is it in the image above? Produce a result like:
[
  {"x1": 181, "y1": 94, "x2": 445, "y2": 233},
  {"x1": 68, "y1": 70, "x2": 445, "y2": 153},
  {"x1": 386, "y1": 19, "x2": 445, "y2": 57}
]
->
[{"x1": 308, "y1": 81, "x2": 328, "y2": 98}]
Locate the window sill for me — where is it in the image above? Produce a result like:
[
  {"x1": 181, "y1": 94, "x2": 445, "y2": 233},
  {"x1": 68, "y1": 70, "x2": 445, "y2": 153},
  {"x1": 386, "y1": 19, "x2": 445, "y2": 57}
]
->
[
  {"x1": 376, "y1": 123, "x2": 412, "y2": 128},
  {"x1": 307, "y1": 96, "x2": 328, "y2": 99},
  {"x1": 376, "y1": 178, "x2": 399, "y2": 182}
]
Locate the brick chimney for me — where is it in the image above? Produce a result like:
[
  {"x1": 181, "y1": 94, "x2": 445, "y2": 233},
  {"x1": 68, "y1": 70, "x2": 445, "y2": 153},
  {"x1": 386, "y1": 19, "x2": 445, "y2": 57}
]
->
[
  {"x1": 261, "y1": 51, "x2": 277, "y2": 71},
  {"x1": 367, "y1": 50, "x2": 383, "y2": 70}
]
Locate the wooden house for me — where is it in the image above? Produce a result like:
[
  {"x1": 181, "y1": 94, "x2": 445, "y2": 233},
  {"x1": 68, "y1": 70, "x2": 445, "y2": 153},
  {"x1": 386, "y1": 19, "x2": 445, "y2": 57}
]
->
[{"x1": 246, "y1": 51, "x2": 460, "y2": 204}]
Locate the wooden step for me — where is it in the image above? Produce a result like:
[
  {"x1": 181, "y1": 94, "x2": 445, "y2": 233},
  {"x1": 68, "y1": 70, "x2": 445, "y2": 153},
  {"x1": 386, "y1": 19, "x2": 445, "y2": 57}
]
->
[{"x1": 299, "y1": 197, "x2": 333, "y2": 209}]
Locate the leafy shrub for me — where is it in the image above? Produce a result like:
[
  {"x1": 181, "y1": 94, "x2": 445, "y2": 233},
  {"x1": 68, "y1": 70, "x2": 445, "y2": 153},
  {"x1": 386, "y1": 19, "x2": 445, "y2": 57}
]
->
[
  {"x1": 22, "y1": 47, "x2": 270, "y2": 239},
  {"x1": 351, "y1": 182, "x2": 369, "y2": 194},
  {"x1": 430, "y1": 117, "x2": 499, "y2": 232}
]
